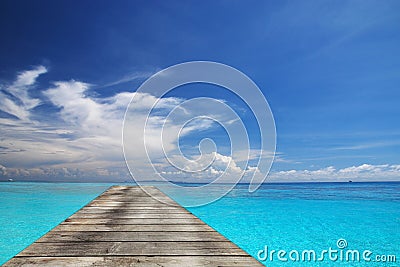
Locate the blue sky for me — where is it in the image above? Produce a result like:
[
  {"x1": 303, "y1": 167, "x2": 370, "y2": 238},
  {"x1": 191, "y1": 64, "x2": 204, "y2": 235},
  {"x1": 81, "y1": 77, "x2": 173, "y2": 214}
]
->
[{"x1": 0, "y1": 0, "x2": 399, "y2": 182}]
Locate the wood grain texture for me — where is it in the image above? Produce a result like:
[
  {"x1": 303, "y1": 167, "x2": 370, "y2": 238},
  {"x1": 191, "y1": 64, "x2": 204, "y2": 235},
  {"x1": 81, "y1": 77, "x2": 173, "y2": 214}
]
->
[{"x1": 4, "y1": 256, "x2": 261, "y2": 267}]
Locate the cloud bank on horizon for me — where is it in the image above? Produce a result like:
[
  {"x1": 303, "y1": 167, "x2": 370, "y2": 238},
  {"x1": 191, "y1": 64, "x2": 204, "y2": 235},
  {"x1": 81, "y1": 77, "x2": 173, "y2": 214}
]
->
[{"x1": 0, "y1": 66, "x2": 399, "y2": 182}]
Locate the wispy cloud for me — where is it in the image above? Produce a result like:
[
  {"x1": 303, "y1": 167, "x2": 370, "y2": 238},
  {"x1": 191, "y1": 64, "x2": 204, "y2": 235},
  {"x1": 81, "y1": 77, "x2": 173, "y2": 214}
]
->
[
  {"x1": 331, "y1": 140, "x2": 400, "y2": 150},
  {"x1": 99, "y1": 70, "x2": 157, "y2": 88},
  {"x1": 0, "y1": 66, "x2": 47, "y2": 120}
]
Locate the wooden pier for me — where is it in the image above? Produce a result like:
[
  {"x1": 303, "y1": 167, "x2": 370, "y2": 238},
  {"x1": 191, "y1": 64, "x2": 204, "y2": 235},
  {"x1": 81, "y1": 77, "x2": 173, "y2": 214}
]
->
[{"x1": 4, "y1": 185, "x2": 262, "y2": 266}]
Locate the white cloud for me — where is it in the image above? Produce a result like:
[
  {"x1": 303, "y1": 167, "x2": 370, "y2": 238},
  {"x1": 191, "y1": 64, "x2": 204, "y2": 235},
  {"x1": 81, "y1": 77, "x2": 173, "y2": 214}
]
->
[
  {"x1": 100, "y1": 70, "x2": 156, "y2": 88},
  {"x1": 156, "y1": 151, "x2": 261, "y2": 184},
  {"x1": 0, "y1": 94, "x2": 30, "y2": 120},
  {"x1": 269, "y1": 164, "x2": 400, "y2": 182},
  {"x1": 0, "y1": 66, "x2": 46, "y2": 120},
  {"x1": 8, "y1": 65, "x2": 46, "y2": 108}
]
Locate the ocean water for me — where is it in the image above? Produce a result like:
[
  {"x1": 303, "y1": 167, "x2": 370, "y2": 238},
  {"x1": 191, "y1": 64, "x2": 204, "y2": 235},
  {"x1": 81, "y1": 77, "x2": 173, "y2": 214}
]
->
[
  {"x1": 183, "y1": 182, "x2": 400, "y2": 266},
  {"x1": 0, "y1": 182, "x2": 399, "y2": 266},
  {"x1": 0, "y1": 182, "x2": 112, "y2": 265}
]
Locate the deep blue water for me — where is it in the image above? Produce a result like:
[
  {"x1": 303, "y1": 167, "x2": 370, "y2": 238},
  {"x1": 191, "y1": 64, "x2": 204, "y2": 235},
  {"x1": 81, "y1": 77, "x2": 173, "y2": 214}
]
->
[{"x1": 0, "y1": 182, "x2": 399, "y2": 266}]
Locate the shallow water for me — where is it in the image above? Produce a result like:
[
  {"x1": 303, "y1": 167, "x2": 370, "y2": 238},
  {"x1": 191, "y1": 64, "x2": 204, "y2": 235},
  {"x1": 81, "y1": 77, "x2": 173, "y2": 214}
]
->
[{"x1": 0, "y1": 182, "x2": 111, "y2": 264}]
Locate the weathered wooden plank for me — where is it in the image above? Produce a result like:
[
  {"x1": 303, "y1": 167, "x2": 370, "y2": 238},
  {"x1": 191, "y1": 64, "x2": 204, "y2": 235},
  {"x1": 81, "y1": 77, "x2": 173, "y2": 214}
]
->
[
  {"x1": 69, "y1": 212, "x2": 195, "y2": 219},
  {"x1": 73, "y1": 209, "x2": 190, "y2": 215},
  {"x1": 61, "y1": 218, "x2": 205, "y2": 225},
  {"x1": 96, "y1": 195, "x2": 173, "y2": 200},
  {"x1": 86, "y1": 203, "x2": 180, "y2": 207},
  {"x1": 80, "y1": 206, "x2": 185, "y2": 210},
  {"x1": 17, "y1": 241, "x2": 248, "y2": 256},
  {"x1": 5, "y1": 256, "x2": 262, "y2": 266},
  {"x1": 36, "y1": 231, "x2": 229, "y2": 242},
  {"x1": 90, "y1": 199, "x2": 177, "y2": 204},
  {"x1": 51, "y1": 224, "x2": 216, "y2": 232},
  {"x1": 88, "y1": 199, "x2": 178, "y2": 204},
  {"x1": 101, "y1": 186, "x2": 167, "y2": 195}
]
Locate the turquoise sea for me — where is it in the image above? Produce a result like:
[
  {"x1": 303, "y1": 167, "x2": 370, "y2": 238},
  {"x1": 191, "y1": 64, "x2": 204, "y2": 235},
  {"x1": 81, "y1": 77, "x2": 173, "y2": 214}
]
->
[{"x1": 0, "y1": 182, "x2": 399, "y2": 266}]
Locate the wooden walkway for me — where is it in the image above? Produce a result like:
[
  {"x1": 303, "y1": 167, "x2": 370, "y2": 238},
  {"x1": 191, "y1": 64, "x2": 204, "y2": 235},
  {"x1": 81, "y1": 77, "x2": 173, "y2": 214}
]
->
[{"x1": 4, "y1": 185, "x2": 262, "y2": 266}]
